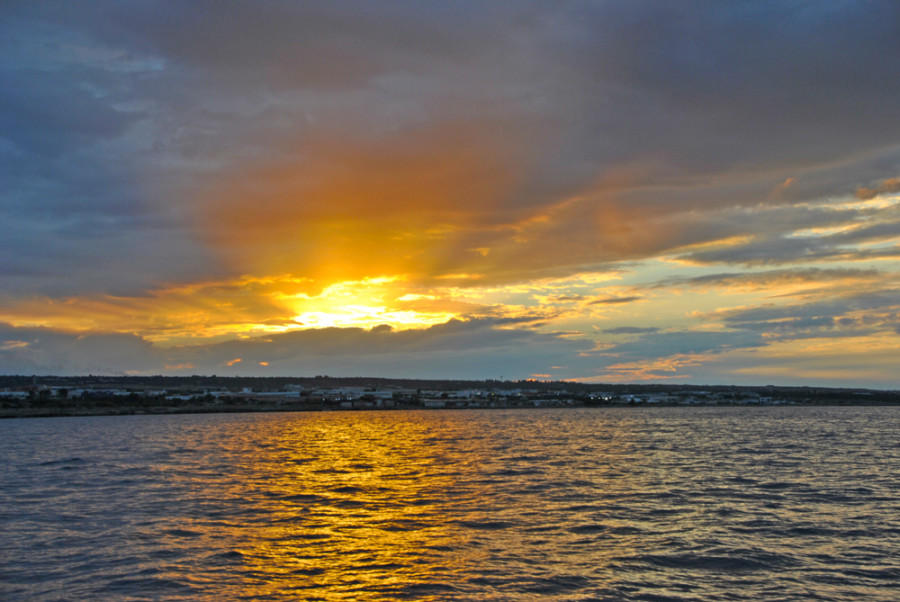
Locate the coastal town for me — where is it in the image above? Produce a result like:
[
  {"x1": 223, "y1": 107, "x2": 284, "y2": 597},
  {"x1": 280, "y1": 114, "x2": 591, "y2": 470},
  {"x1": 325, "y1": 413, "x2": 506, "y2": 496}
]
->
[{"x1": 1, "y1": 375, "x2": 898, "y2": 418}]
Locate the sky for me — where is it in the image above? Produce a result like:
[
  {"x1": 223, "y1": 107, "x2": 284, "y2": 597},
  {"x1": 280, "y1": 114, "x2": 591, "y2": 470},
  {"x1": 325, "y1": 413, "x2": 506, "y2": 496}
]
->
[{"x1": 2, "y1": 1, "x2": 900, "y2": 387}]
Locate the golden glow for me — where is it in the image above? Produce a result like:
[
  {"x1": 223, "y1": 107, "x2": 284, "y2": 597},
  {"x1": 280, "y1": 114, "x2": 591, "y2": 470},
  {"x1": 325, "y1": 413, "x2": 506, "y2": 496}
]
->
[
  {"x1": 217, "y1": 414, "x2": 475, "y2": 596},
  {"x1": 5, "y1": 3, "x2": 900, "y2": 387},
  {"x1": 728, "y1": 332, "x2": 900, "y2": 382},
  {"x1": 0, "y1": 267, "x2": 632, "y2": 357},
  {"x1": 788, "y1": 224, "x2": 862, "y2": 238},
  {"x1": 0, "y1": 274, "x2": 467, "y2": 345},
  {"x1": 0, "y1": 340, "x2": 29, "y2": 350},
  {"x1": 435, "y1": 273, "x2": 485, "y2": 280},
  {"x1": 3, "y1": 253, "x2": 898, "y2": 385},
  {"x1": 283, "y1": 276, "x2": 456, "y2": 330},
  {"x1": 293, "y1": 306, "x2": 453, "y2": 330},
  {"x1": 191, "y1": 119, "x2": 527, "y2": 288},
  {"x1": 663, "y1": 235, "x2": 757, "y2": 265},
  {"x1": 599, "y1": 353, "x2": 708, "y2": 382}
]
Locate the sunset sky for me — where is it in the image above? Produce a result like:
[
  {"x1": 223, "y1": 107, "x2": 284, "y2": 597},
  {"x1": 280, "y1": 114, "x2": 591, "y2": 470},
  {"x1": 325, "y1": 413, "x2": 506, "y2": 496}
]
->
[{"x1": 2, "y1": 1, "x2": 900, "y2": 386}]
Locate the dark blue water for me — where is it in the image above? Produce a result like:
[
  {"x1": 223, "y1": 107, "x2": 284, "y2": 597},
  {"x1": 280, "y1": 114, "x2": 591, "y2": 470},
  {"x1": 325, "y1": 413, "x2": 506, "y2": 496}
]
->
[{"x1": 2, "y1": 406, "x2": 899, "y2": 600}]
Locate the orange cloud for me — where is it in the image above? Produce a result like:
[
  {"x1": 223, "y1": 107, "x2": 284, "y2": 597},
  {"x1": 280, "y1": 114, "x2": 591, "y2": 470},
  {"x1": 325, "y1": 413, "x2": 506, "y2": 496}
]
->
[
  {"x1": 187, "y1": 115, "x2": 687, "y2": 297},
  {"x1": 164, "y1": 363, "x2": 195, "y2": 371},
  {"x1": 0, "y1": 277, "x2": 302, "y2": 345},
  {"x1": 855, "y1": 177, "x2": 900, "y2": 200},
  {"x1": 598, "y1": 353, "x2": 709, "y2": 382},
  {"x1": 193, "y1": 120, "x2": 531, "y2": 288},
  {"x1": 0, "y1": 274, "x2": 481, "y2": 345}
]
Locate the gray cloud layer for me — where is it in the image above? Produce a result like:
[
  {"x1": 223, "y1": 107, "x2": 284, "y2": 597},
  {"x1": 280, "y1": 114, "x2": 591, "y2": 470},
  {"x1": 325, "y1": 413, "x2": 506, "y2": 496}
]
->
[
  {"x1": 0, "y1": 318, "x2": 590, "y2": 379},
  {"x1": 4, "y1": 1, "x2": 900, "y2": 294},
  {"x1": 3, "y1": 1, "x2": 900, "y2": 383}
]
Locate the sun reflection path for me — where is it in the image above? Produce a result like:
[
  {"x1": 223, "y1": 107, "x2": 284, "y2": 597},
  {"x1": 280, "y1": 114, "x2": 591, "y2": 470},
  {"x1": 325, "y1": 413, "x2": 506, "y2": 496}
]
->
[
  {"x1": 178, "y1": 409, "x2": 642, "y2": 600},
  {"x1": 218, "y1": 413, "x2": 479, "y2": 599}
]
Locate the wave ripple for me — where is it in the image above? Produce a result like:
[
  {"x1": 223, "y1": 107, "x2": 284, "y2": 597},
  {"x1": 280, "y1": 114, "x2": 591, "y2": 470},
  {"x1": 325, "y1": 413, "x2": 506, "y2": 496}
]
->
[{"x1": 2, "y1": 406, "x2": 900, "y2": 600}]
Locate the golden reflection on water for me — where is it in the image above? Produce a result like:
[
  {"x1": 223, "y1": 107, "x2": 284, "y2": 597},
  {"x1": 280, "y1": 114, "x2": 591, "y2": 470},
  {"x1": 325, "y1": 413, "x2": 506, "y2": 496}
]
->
[
  {"x1": 150, "y1": 410, "x2": 667, "y2": 599},
  {"x1": 7, "y1": 407, "x2": 897, "y2": 600},
  {"x1": 218, "y1": 412, "x2": 486, "y2": 599}
]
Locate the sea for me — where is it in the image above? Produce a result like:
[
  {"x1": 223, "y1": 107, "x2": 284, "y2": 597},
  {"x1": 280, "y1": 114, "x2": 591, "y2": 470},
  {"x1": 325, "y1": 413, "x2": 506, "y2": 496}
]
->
[{"x1": 2, "y1": 406, "x2": 899, "y2": 601}]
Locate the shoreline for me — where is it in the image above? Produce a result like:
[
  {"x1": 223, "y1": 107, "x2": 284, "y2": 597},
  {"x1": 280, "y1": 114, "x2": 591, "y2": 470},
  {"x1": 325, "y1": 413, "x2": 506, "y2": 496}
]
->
[{"x1": 5, "y1": 400, "x2": 899, "y2": 419}]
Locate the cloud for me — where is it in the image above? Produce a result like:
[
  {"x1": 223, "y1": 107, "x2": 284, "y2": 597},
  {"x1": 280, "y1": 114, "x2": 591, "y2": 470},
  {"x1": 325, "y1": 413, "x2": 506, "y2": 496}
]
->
[
  {"x1": 601, "y1": 326, "x2": 660, "y2": 335},
  {"x1": 192, "y1": 118, "x2": 541, "y2": 284},
  {"x1": 855, "y1": 177, "x2": 900, "y2": 200},
  {"x1": 599, "y1": 354, "x2": 709, "y2": 383},
  {"x1": 689, "y1": 288, "x2": 900, "y2": 344},
  {"x1": 605, "y1": 330, "x2": 766, "y2": 358},
  {"x1": 588, "y1": 296, "x2": 642, "y2": 305},
  {"x1": 650, "y1": 267, "x2": 887, "y2": 293},
  {"x1": 6, "y1": 1, "x2": 900, "y2": 295},
  {"x1": 717, "y1": 332, "x2": 900, "y2": 388},
  {"x1": 3, "y1": 2, "x2": 900, "y2": 385},
  {"x1": 672, "y1": 196, "x2": 900, "y2": 266},
  {"x1": 0, "y1": 318, "x2": 594, "y2": 380},
  {"x1": 0, "y1": 323, "x2": 157, "y2": 375}
]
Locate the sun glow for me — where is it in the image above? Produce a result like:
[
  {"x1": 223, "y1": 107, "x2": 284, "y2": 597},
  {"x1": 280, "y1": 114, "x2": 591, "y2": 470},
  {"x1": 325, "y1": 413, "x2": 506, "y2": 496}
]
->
[
  {"x1": 282, "y1": 276, "x2": 458, "y2": 330},
  {"x1": 0, "y1": 273, "x2": 466, "y2": 346},
  {"x1": 293, "y1": 306, "x2": 455, "y2": 330}
]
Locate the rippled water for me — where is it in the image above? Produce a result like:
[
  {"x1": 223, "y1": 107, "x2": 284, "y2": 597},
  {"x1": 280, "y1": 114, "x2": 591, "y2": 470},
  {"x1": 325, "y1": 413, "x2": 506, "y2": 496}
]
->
[{"x1": 2, "y1": 406, "x2": 900, "y2": 600}]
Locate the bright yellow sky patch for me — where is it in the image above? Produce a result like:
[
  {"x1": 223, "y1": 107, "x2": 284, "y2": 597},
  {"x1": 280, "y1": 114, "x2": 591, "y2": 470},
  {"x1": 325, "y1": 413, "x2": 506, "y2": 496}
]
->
[{"x1": 727, "y1": 332, "x2": 900, "y2": 383}]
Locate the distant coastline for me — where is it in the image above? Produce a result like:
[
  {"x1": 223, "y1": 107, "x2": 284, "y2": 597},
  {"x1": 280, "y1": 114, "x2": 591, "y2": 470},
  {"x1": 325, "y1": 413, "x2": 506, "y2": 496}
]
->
[{"x1": 2, "y1": 375, "x2": 898, "y2": 419}]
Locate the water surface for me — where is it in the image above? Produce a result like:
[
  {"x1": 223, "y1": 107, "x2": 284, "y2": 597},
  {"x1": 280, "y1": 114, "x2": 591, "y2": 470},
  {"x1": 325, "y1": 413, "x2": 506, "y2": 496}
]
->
[{"x1": 2, "y1": 406, "x2": 899, "y2": 600}]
